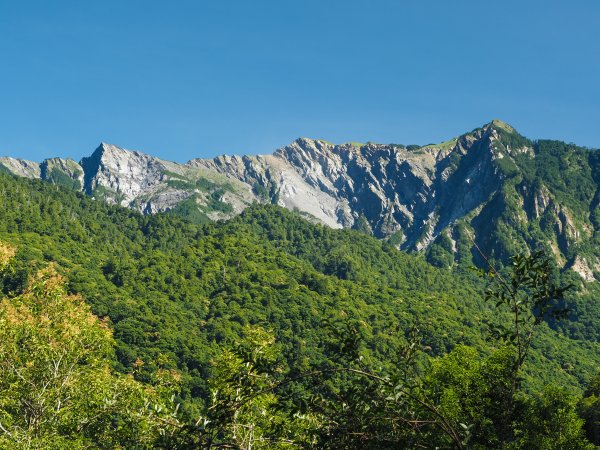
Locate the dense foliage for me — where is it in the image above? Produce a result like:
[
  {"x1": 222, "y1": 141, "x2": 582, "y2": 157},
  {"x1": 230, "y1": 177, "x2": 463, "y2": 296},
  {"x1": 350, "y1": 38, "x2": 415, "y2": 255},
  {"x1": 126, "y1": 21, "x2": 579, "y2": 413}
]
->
[
  {"x1": 0, "y1": 171, "x2": 600, "y2": 447},
  {"x1": 0, "y1": 243, "x2": 182, "y2": 449}
]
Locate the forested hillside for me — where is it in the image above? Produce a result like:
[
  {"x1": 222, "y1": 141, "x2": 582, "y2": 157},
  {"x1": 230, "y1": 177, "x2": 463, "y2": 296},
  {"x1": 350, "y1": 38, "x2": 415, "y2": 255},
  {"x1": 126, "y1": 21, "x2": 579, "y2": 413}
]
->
[
  {"x1": 3, "y1": 121, "x2": 600, "y2": 285},
  {"x1": 0, "y1": 172, "x2": 600, "y2": 448}
]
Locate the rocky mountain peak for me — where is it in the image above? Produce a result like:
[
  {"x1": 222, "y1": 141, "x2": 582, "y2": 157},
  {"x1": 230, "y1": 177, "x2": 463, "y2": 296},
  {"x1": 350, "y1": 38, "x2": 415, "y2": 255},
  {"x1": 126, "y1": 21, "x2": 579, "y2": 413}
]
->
[
  {"x1": 0, "y1": 157, "x2": 40, "y2": 178},
  {"x1": 80, "y1": 143, "x2": 168, "y2": 205},
  {"x1": 39, "y1": 157, "x2": 84, "y2": 190},
  {"x1": 40, "y1": 157, "x2": 82, "y2": 174},
  {"x1": 1, "y1": 121, "x2": 597, "y2": 280},
  {"x1": 82, "y1": 142, "x2": 158, "y2": 169},
  {"x1": 489, "y1": 118, "x2": 516, "y2": 132}
]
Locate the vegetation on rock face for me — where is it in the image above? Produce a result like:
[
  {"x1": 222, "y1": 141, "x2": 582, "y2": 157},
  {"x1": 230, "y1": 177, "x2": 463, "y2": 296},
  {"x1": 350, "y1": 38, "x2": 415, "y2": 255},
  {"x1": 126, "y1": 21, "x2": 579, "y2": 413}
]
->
[
  {"x1": 0, "y1": 171, "x2": 600, "y2": 447},
  {"x1": 44, "y1": 166, "x2": 82, "y2": 190},
  {"x1": 2, "y1": 122, "x2": 599, "y2": 278},
  {"x1": 464, "y1": 128, "x2": 600, "y2": 274}
]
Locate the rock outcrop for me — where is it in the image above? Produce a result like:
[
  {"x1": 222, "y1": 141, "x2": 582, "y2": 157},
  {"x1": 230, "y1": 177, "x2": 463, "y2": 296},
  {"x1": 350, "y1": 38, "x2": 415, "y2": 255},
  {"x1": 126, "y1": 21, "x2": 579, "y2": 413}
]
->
[
  {"x1": 2, "y1": 120, "x2": 599, "y2": 280},
  {"x1": 40, "y1": 158, "x2": 84, "y2": 190},
  {"x1": 188, "y1": 122, "x2": 515, "y2": 248},
  {"x1": 0, "y1": 157, "x2": 41, "y2": 178}
]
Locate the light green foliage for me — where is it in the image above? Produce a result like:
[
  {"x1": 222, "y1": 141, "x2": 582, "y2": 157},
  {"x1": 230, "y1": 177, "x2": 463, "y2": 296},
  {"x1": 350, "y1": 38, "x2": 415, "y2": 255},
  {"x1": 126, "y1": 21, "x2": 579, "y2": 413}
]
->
[
  {"x1": 166, "y1": 195, "x2": 211, "y2": 224},
  {"x1": 306, "y1": 324, "x2": 474, "y2": 449},
  {"x1": 386, "y1": 228, "x2": 404, "y2": 247},
  {"x1": 493, "y1": 121, "x2": 532, "y2": 150},
  {"x1": 0, "y1": 172, "x2": 599, "y2": 447},
  {"x1": 163, "y1": 173, "x2": 235, "y2": 222},
  {"x1": 343, "y1": 141, "x2": 365, "y2": 148},
  {"x1": 485, "y1": 251, "x2": 572, "y2": 375},
  {"x1": 0, "y1": 241, "x2": 16, "y2": 272},
  {"x1": 431, "y1": 345, "x2": 595, "y2": 449},
  {"x1": 509, "y1": 386, "x2": 594, "y2": 450},
  {"x1": 516, "y1": 140, "x2": 596, "y2": 219},
  {"x1": 300, "y1": 251, "x2": 594, "y2": 448},
  {"x1": 422, "y1": 137, "x2": 458, "y2": 151},
  {"x1": 0, "y1": 257, "x2": 181, "y2": 449},
  {"x1": 195, "y1": 326, "x2": 319, "y2": 448},
  {"x1": 426, "y1": 232, "x2": 454, "y2": 268},
  {"x1": 429, "y1": 346, "x2": 515, "y2": 448},
  {"x1": 166, "y1": 177, "x2": 196, "y2": 190},
  {"x1": 351, "y1": 213, "x2": 372, "y2": 235},
  {"x1": 203, "y1": 188, "x2": 234, "y2": 214},
  {"x1": 45, "y1": 167, "x2": 82, "y2": 191},
  {"x1": 91, "y1": 184, "x2": 125, "y2": 205}
]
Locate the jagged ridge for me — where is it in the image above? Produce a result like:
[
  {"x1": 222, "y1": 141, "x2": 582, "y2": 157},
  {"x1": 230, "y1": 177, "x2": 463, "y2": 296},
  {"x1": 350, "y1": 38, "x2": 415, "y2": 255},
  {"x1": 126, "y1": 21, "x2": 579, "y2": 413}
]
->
[{"x1": 1, "y1": 120, "x2": 599, "y2": 279}]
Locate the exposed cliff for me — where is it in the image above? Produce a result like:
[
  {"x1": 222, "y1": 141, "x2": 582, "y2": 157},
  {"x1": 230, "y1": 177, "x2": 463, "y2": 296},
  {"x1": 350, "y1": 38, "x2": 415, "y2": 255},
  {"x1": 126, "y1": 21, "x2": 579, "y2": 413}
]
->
[
  {"x1": 0, "y1": 157, "x2": 41, "y2": 178},
  {"x1": 2, "y1": 120, "x2": 599, "y2": 279}
]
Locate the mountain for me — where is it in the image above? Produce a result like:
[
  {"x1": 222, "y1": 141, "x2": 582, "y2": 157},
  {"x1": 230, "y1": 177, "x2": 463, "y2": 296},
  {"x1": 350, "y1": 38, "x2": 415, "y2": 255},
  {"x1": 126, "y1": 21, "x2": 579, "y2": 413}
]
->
[
  {"x1": 1, "y1": 137, "x2": 600, "y2": 447},
  {"x1": 0, "y1": 171, "x2": 598, "y2": 393},
  {"x1": 2, "y1": 120, "x2": 599, "y2": 279},
  {"x1": 0, "y1": 143, "x2": 255, "y2": 220}
]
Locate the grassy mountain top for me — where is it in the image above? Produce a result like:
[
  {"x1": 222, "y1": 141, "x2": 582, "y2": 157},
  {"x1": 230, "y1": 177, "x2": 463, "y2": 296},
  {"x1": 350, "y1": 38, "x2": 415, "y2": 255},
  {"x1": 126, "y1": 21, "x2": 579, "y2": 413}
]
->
[{"x1": 491, "y1": 118, "x2": 517, "y2": 132}]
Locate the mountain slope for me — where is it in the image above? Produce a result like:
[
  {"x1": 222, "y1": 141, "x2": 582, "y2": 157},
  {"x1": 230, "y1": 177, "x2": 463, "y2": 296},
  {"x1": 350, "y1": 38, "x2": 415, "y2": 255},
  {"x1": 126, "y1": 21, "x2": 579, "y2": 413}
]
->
[
  {"x1": 2, "y1": 120, "x2": 599, "y2": 278},
  {"x1": 0, "y1": 172, "x2": 598, "y2": 402}
]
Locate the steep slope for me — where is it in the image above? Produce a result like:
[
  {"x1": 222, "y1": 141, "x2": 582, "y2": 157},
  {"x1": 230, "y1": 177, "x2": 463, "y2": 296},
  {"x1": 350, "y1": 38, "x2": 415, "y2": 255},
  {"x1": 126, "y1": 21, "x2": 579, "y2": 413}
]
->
[
  {"x1": 40, "y1": 157, "x2": 84, "y2": 190},
  {"x1": 188, "y1": 121, "x2": 516, "y2": 245},
  {"x1": 78, "y1": 143, "x2": 256, "y2": 218},
  {"x1": 0, "y1": 156, "x2": 41, "y2": 178},
  {"x1": 1, "y1": 121, "x2": 599, "y2": 278},
  {"x1": 0, "y1": 172, "x2": 597, "y2": 403}
]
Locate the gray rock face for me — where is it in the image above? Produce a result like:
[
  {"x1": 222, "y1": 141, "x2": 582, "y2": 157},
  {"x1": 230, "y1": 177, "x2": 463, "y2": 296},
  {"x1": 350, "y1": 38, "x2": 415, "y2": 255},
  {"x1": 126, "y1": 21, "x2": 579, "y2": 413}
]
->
[
  {"x1": 81, "y1": 143, "x2": 169, "y2": 206},
  {"x1": 40, "y1": 158, "x2": 84, "y2": 189},
  {"x1": 4, "y1": 120, "x2": 589, "y2": 269},
  {"x1": 0, "y1": 157, "x2": 41, "y2": 178},
  {"x1": 188, "y1": 123, "x2": 513, "y2": 251},
  {"x1": 78, "y1": 143, "x2": 255, "y2": 216},
  {"x1": 0, "y1": 121, "x2": 521, "y2": 247}
]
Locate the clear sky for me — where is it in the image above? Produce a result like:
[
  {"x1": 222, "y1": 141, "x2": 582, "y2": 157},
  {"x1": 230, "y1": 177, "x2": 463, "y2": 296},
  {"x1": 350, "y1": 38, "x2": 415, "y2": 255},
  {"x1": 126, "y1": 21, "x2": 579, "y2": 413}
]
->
[{"x1": 1, "y1": 0, "x2": 598, "y2": 162}]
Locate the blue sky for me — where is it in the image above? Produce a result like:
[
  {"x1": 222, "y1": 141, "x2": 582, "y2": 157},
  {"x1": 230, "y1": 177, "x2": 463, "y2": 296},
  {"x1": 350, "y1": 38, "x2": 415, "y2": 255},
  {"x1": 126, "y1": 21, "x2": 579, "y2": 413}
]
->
[{"x1": 1, "y1": 0, "x2": 598, "y2": 162}]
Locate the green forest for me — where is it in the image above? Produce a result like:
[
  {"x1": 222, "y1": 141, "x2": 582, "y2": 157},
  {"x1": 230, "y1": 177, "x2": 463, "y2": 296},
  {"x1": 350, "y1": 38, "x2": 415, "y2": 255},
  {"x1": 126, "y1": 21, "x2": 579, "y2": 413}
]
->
[{"x1": 1, "y1": 170, "x2": 600, "y2": 449}]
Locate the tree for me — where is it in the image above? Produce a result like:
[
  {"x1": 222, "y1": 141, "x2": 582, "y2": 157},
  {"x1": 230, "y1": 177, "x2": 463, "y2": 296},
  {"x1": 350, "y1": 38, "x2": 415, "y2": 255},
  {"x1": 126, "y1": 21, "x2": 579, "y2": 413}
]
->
[
  {"x1": 579, "y1": 372, "x2": 600, "y2": 445},
  {"x1": 188, "y1": 326, "x2": 319, "y2": 449},
  {"x1": 0, "y1": 244, "x2": 181, "y2": 449},
  {"x1": 510, "y1": 386, "x2": 594, "y2": 450},
  {"x1": 484, "y1": 251, "x2": 572, "y2": 388},
  {"x1": 302, "y1": 251, "x2": 586, "y2": 449},
  {"x1": 305, "y1": 322, "x2": 472, "y2": 450}
]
